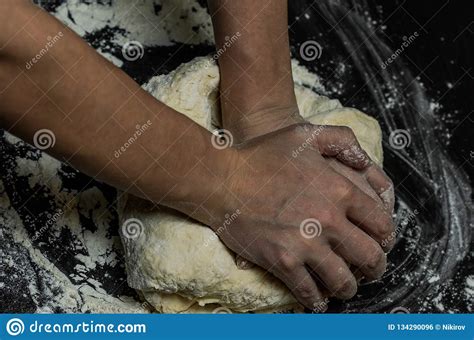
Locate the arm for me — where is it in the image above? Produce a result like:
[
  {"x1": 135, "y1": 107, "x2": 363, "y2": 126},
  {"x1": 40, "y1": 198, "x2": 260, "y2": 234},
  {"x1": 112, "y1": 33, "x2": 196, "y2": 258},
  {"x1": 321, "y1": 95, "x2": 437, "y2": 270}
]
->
[
  {"x1": 1, "y1": 1, "x2": 394, "y2": 309},
  {"x1": 208, "y1": 1, "x2": 391, "y2": 178},
  {"x1": 209, "y1": 0, "x2": 394, "y2": 218},
  {"x1": 0, "y1": 2, "x2": 224, "y2": 211},
  {"x1": 209, "y1": 0, "x2": 396, "y2": 294},
  {"x1": 208, "y1": 0, "x2": 302, "y2": 143}
]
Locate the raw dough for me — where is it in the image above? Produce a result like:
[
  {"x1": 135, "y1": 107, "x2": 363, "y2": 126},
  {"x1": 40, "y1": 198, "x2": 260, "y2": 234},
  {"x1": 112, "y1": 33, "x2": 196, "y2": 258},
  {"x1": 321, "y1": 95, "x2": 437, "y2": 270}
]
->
[{"x1": 118, "y1": 56, "x2": 383, "y2": 313}]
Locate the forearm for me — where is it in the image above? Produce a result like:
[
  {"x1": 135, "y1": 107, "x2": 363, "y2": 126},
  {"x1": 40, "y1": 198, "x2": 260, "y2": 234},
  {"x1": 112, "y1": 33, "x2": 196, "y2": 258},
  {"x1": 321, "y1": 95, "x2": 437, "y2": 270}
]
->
[
  {"x1": 0, "y1": 2, "x2": 230, "y2": 213},
  {"x1": 209, "y1": 0, "x2": 302, "y2": 142}
]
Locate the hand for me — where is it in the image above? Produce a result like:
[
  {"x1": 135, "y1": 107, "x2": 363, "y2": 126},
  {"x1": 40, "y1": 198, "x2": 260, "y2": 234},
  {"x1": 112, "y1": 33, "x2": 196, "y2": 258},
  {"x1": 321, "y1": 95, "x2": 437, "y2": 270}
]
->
[
  {"x1": 227, "y1": 107, "x2": 396, "y2": 215},
  {"x1": 191, "y1": 124, "x2": 395, "y2": 310},
  {"x1": 207, "y1": 0, "x2": 394, "y2": 309}
]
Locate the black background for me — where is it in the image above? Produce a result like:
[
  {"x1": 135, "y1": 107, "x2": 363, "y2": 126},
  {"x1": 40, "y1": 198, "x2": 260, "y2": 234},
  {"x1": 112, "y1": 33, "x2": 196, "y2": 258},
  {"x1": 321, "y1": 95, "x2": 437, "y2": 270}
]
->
[{"x1": 374, "y1": 0, "x2": 473, "y2": 181}]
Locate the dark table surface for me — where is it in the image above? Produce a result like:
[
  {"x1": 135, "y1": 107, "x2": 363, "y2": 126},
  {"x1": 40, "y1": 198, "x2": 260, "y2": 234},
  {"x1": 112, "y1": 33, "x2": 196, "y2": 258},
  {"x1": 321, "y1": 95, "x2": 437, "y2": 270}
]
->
[{"x1": 0, "y1": 0, "x2": 472, "y2": 313}]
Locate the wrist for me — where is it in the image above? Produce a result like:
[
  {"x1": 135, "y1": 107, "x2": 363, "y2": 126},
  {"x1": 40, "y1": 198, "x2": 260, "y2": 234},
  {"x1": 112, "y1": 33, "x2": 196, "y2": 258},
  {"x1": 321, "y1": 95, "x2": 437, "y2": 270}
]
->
[
  {"x1": 223, "y1": 105, "x2": 305, "y2": 143},
  {"x1": 158, "y1": 130, "x2": 239, "y2": 225}
]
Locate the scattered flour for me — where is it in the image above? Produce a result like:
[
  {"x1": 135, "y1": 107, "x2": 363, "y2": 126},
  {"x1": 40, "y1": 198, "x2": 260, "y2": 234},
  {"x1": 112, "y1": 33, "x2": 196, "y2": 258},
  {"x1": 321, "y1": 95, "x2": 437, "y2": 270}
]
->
[{"x1": 53, "y1": 0, "x2": 214, "y2": 47}]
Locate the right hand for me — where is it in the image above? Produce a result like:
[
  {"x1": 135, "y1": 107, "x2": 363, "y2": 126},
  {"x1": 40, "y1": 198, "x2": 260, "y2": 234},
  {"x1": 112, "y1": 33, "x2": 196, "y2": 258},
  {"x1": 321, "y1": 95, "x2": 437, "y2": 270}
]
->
[{"x1": 196, "y1": 123, "x2": 395, "y2": 310}]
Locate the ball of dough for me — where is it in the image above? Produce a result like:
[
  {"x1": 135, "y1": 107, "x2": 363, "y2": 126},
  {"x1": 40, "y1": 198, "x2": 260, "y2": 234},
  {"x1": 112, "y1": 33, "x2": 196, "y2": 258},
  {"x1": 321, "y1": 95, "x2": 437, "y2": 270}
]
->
[{"x1": 119, "y1": 56, "x2": 383, "y2": 313}]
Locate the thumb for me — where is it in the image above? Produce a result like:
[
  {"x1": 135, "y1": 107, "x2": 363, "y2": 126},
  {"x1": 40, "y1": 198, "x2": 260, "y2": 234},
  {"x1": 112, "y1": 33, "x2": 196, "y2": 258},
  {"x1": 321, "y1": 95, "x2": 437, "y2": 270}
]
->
[{"x1": 315, "y1": 125, "x2": 372, "y2": 169}]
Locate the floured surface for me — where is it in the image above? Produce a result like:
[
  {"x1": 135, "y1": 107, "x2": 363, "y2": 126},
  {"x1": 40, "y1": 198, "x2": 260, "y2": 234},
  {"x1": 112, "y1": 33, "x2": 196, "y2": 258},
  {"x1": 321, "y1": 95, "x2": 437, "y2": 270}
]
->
[
  {"x1": 1, "y1": 0, "x2": 218, "y2": 313},
  {"x1": 0, "y1": 137, "x2": 146, "y2": 313},
  {"x1": 1, "y1": 0, "x2": 470, "y2": 313}
]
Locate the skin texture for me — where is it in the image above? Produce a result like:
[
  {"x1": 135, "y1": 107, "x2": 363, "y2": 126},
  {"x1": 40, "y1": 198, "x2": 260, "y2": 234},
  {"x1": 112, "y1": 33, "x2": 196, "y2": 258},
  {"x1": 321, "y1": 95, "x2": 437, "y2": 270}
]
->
[
  {"x1": 195, "y1": 124, "x2": 395, "y2": 310},
  {"x1": 0, "y1": 0, "x2": 395, "y2": 310},
  {"x1": 209, "y1": 0, "x2": 395, "y2": 309},
  {"x1": 208, "y1": 0, "x2": 303, "y2": 142}
]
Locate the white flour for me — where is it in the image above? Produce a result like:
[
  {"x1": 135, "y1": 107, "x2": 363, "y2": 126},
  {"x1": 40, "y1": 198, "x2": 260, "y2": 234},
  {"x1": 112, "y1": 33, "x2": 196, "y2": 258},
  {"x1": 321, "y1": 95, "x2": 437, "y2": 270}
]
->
[
  {"x1": 53, "y1": 0, "x2": 214, "y2": 48},
  {"x1": 0, "y1": 0, "x2": 469, "y2": 314},
  {"x1": 1, "y1": 0, "x2": 217, "y2": 313},
  {"x1": 0, "y1": 0, "x2": 321, "y2": 314}
]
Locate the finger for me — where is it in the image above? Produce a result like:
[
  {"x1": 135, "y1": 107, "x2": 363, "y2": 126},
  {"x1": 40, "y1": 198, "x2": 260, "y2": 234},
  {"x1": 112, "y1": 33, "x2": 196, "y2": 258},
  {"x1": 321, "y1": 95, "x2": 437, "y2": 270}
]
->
[
  {"x1": 327, "y1": 160, "x2": 395, "y2": 252},
  {"x1": 327, "y1": 158, "x2": 380, "y2": 201},
  {"x1": 345, "y1": 185, "x2": 395, "y2": 252},
  {"x1": 306, "y1": 246, "x2": 358, "y2": 300},
  {"x1": 235, "y1": 255, "x2": 255, "y2": 269},
  {"x1": 350, "y1": 265, "x2": 365, "y2": 283},
  {"x1": 316, "y1": 126, "x2": 372, "y2": 170},
  {"x1": 271, "y1": 255, "x2": 325, "y2": 310},
  {"x1": 286, "y1": 267, "x2": 326, "y2": 311},
  {"x1": 363, "y1": 165, "x2": 395, "y2": 213},
  {"x1": 329, "y1": 219, "x2": 387, "y2": 281}
]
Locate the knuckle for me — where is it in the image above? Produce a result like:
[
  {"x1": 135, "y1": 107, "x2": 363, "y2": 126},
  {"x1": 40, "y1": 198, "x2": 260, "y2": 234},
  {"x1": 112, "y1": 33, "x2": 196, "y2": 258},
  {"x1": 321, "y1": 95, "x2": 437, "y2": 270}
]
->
[
  {"x1": 334, "y1": 177, "x2": 354, "y2": 201},
  {"x1": 315, "y1": 209, "x2": 336, "y2": 227},
  {"x1": 383, "y1": 236, "x2": 396, "y2": 251},
  {"x1": 339, "y1": 126, "x2": 356, "y2": 140},
  {"x1": 378, "y1": 167, "x2": 394, "y2": 186},
  {"x1": 365, "y1": 245, "x2": 386, "y2": 272},
  {"x1": 278, "y1": 252, "x2": 299, "y2": 273},
  {"x1": 333, "y1": 277, "x2": 357, "y2": 298},
  {"x1": 386, "y1": 175, "x2": 394, "y2": 188},
  {"x1": 376, "y1": 213, "x2": 395, "y2": 239},
  {"x1": 295, "y1": 282, "x2": 317, "y2": 300}
]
